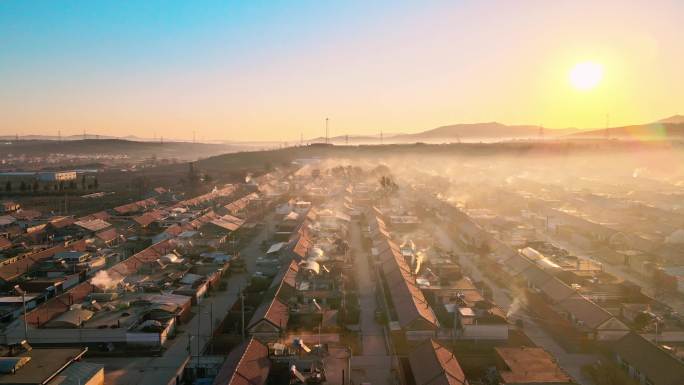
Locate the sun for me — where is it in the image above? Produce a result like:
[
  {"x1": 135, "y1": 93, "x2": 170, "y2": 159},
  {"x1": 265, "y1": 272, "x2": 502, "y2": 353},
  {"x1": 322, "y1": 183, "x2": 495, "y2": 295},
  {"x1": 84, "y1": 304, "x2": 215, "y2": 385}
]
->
[{"x1": 569, "y1": 61, "x2": 603, "y2": 91}]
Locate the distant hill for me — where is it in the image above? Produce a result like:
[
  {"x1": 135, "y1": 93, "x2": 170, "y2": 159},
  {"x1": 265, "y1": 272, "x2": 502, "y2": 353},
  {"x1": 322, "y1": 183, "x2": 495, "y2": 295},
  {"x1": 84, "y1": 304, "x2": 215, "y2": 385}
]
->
[
  {"x1": 0, "y1": 133, "x2": 237, "y2": 144},
  {"x1": 397, "y1": 122, "x2": 578, "y2": 142},
  {"x1": 0, "y1": 134, "x2": 159, "y2": 142},
  {"x1": 0, "y1": 139, "x2": 252, "y2": 161},
  {"x1": 568, "y1": 122, "x2": 684, "y2": 140},
  {"x1": 315, "y1": 116, "x2": 684, "y2": 144},
  {"x1": 658, "y1": 114, "x2": 684, "y2": 124},
  {"x1": 313, "y1": 122, "x2": 578, "y2": 144}
]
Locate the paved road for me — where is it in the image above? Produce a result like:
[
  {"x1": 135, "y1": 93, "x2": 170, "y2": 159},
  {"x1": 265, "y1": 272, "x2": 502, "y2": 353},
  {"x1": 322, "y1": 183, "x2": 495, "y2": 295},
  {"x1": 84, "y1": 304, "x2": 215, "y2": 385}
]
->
[
  {"x1": 349, "y1": 221, "x2": 394, "y2": 385},
  {"x1": 434, "y1": 226, "x2": 598, "y2": 385},
  {"x1": 87, "y1": 215, "x2": 273, "y2": 385}
]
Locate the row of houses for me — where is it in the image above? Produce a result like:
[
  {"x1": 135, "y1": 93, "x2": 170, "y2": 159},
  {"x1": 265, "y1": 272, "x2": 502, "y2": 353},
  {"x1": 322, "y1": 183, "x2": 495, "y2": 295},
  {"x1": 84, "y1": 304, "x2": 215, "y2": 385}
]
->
[
  {"x1": 440, "y1": 198, "x2": 684, "y2": 385},
  {"x1": 369, "y1": 215, "x2": 439, "y2": 340}
]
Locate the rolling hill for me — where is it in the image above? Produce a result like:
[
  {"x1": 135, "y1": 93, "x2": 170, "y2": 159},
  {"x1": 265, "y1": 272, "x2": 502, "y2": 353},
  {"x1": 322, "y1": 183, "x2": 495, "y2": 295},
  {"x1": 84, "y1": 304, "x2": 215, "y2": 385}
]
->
[
  {"x1": 569, "y1": 121, "x2": 684, "y2": 140},
  {"x1": 313, "y1": 122, "x2": 578, "y2": 144},
  {"x1": 316, "y1": 116, "x2": 684, "y2": 144},
  {"x1": 397, "y1": 122, "x2": 578, "y2": 142},
  {"x1": 0, "y1": 139, "x2": 253, "y2": 160}
]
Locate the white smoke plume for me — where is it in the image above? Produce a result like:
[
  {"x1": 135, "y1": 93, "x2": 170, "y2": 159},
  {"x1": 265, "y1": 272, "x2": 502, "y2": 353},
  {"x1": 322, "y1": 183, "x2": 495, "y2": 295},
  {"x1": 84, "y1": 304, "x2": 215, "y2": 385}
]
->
[
  {"x1": 633, "y1": 167, "x2": 646, "y2": 178},
  {"x1": 506, "y1": 296, "x2": 523, "y2": 318},
  {"x1": 91, "y1": 270, "x2": 119, "y2": 291}
]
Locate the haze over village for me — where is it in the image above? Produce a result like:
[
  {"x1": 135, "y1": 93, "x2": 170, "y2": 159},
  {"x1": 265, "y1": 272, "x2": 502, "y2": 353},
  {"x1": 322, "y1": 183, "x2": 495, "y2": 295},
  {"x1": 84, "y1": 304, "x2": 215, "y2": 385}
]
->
[{"x1": 1, "y1": 1, "x2": 684, "y2": 385}]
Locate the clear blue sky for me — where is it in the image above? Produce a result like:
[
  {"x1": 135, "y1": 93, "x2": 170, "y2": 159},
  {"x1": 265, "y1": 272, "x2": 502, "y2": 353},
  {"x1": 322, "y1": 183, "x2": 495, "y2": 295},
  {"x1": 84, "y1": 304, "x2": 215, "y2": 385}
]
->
[{"x1": 1, "y1": 1, "x2": 682, "y2": 141}]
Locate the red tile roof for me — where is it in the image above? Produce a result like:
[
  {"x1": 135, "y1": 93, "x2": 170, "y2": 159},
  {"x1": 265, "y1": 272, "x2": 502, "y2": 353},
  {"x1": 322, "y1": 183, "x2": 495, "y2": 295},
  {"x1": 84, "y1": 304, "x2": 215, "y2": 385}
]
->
[
  {"x1": 409, "y1": 339, "x2": 468, "y2": 385},
  {"x1": 223, "y1": 193, "x2": 258, "y2": 215},
  {"x1": 0, "y1": 237, "x2": 12, "y2": 251},
  {"x1": 289, "y1": 231, "x2": 312, "y2": 260},
  {"x1": 376, "y1": 226, "x2": 438, "y2": 330},
  {"x1": 113, "y1": 198, "x2": 158, "y2": 215},
  {"x1": 74, "y1": 218, "x2": 112, "y2": 232},
  {"x1": 133, "y1": 209, "x2": 166, "y2": 227},
  {"x1": 248, "y1": 261, "x2": 297, "y2": 332},
  {"x1": 174, "y1": 185, "x2": 236, "y2": 209},
  {"x1": 212, "y1": 338, "x2": 271, "y2": 385},
  {"x1": 248, "y1": 297, "x2": 289, "y2": 331},
  {"x1": 164, "y1": 224, "x2": 184, "y2": 237},
  {"x1": 495, "y1": 347, "x2": 572, "y2": 384},
  {"x1": 0, "y1": 245, "x2": 67, "y2": 282},
  {"x1": 49, "y1": 216, "x2": 76, "y2": 229},
  {"x1": 95, "y1": 228, "x2": 119, "y2": 243},
  {"x1": 208, "y1": 215, "x2": 245, "y2": 232},
  {"x1": 25, "y1": 281, "x2": 94, "y2": 327}
]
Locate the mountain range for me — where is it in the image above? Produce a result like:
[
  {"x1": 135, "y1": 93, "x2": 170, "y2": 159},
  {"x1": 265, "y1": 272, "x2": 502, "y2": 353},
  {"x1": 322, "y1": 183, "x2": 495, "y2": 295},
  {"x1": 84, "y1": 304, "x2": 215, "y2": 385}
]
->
[
  {"x1": 311, "y1": 115, "x2": 684, "y2": 144},
  {"x1": 4, "y1": 115, "x2": 684, "y2": 145}
]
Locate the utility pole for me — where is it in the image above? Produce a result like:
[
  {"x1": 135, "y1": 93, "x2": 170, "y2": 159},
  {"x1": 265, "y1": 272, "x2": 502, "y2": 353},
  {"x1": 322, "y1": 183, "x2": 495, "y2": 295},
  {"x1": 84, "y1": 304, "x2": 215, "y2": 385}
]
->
[
  {"x1": 313, "y1": 299, "x2": 322, "y2": 347},
  {"x1": 193, "y1": 130, "x2": 196, "y2": 144},
  {"x1": 325, "y1": 118, "x2": 329, "y2": 144},
  {"x1": 240, "y1": 287, "x2": 245, "y2": 341},
  {"x1": 197, "y1": 301, "x2": 201, "y2": 370},
  {"x1": 14, "y1": 286, "x2": 28, "y2": 342},
  {"x1": 380, "y1": 131, "x2": 383, "y2": 145}
]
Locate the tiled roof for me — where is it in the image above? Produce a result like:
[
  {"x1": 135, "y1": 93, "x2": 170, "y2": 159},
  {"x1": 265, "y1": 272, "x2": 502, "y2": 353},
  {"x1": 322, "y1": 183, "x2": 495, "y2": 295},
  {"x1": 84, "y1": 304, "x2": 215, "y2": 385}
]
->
[
  {"x1": 0, "y1": 245, "x2": 67, "y2": 282},
  {"x1": 504, "y1": 253, "x2": 535, "y2": 276},
  {"x1": 557, "y1": 294, "x2": 617, "y2": 329},
  {"x1": 212, "y1": 338, "x2": 271, "y2": 385},
  {"x1": 0, "y1": 237, "x2": 12, "y2": 251},
  {"x1": 224, "y1": 193, "x2": 258, "y2": 215},
  {"x1": 248, "y1": 261, "x2": 298, "y2": 331},
  {"x1": 49, "y1": 216, "x2": 76, "y2": 229},
  {"x1": 495, "y1": 346, "x2": 572, "y2": 384},
  {"x1": 519, "y1": 265, "x2": 554, "y2": 287},
  {"x1": 209, "y1": 215, "x2": 245, "y2": 232},
  {"x1": 538, "y1": 277, "x2": 576, "y2": 303},
  {"x1": 174, "y1": 185, "x2": 236, "y2": 208},
  {"x1": 289, "y1": 232, "x2": 312, "y2": 260},
  {"x1": 95, "y1": 228, "x2": 119, "y2": 243},
  {"x1": 113, "y1": 198, "x2": 158, "y2": 214},
  {"x1": 248, "y1": 297, "x2": 289, "y2": 331},
  {"x1": 374, "y1": 219, "x2": 437, "y2": 330},
  {"x1": 74, "y1": 218, "x2": 112, "y2": 232},
  {"x1": 270, "y1": 260, "x2": 299, "y2": 291},
  {"x1": 613, "y1": 332, "x2": 684, "y2": 385},
  {"x1": 25, "y1": 239, "x2": 176, "y2": 326},
  {"x1": 409, "y1": 339, "x2": 468, "y2": 385}
]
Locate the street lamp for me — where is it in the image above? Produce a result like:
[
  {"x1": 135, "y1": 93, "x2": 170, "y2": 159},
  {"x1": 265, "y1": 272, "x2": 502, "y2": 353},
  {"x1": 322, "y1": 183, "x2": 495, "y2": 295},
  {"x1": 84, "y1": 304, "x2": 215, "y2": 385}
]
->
[
  {"x1": 312, "y1": 299, "x2": 322, "y2": 348},
  {"x1": 13, "y1": 285, "x2": 28, "y2": 342}
]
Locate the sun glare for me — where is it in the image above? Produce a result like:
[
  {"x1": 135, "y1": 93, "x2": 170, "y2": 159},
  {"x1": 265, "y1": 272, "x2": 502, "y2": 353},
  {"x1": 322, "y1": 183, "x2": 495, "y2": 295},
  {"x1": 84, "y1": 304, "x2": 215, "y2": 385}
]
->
[{"x1": 569, "y1": 61, "x2": 603, "y2": 91}]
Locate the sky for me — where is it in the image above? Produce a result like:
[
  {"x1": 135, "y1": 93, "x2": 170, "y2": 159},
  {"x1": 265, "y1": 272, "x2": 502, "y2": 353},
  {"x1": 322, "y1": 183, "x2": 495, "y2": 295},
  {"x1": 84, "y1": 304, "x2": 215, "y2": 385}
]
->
[{"x1": 1, "y1": 1, "x2": 683, "y2": 142}]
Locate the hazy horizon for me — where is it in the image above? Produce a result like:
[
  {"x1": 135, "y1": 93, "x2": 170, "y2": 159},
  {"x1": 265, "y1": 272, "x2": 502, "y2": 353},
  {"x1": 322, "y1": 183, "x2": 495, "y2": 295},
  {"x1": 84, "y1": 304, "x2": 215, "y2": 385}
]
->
[{"x1": 2, "y1": 1, "x2": 683, "y2": 141}]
